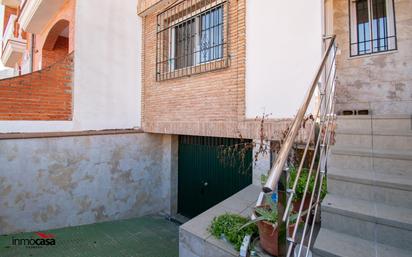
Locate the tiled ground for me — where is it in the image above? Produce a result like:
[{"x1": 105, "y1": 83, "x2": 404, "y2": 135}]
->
[{"x1": 0, "y1": 216, "x2": 179, "y2": 257}]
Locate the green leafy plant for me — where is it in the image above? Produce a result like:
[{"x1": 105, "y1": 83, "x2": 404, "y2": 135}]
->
[
  {"x1": 254, "y1": 195, "x2": 278, "y2": 224},
  {"x1": 289, "y1": 166, "x2": 327, "y2": 201},
  {"x1": 260, "y1": 174, "x2": 268, "y2": 186},
  {"x1": 209, "y1": 213, "x2": 258, "y2": 251},
  {"x1": 239, "y1": 196, "x2": 278, "y2": 230},
  {"x1": 289, "y1": 209, "x2": 309, "y2": 225}
]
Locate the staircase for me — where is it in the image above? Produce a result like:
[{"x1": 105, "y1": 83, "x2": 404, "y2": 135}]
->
[{"x1": 313, "y1": 114, "x2": 412, "y2": 257}]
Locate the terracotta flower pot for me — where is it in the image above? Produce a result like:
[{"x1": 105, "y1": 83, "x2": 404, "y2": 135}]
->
[
  {"x1": 292, "y1": 195, "x2": 312, "y2": 213},
  {"x1": 277, "y1": 192, "x2": 311, "y2": 214},
  {"x1": 255, "y1": 211, "x2": 298, "y2": 256},
  {"x1": 257, "y1": 220, "x2": 278, "y2": 256}
]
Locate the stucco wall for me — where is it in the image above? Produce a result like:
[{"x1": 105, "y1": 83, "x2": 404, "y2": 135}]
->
[
  {"x1": 73, "y1": 0, "x2": 141, "y2": 131},
  {"x1": 333, "y1": 0, "x2": 412, "y2": 115},
  {"x1": 245, "y1": 0, "x2": 322, "y2": 119},
  {"x1": 0, "y1": 133, "x2": 176, "y2": 235}
]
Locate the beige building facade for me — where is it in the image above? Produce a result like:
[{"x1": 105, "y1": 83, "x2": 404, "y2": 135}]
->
[{"x1": 330, "y1": 0, "x2": 412, "y2": 115}]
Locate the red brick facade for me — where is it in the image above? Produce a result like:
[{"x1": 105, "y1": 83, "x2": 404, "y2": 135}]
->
[
  {"x1": 0, "y1": 53, "x2": 73, "y2": 120},
  {"x1": 42, "y1": 36, "x2": 69, "y2": 68}
]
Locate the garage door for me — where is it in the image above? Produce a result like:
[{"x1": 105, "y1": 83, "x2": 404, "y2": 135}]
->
[{"x1": 178, "y1": 136, "x2": 252, "y2": 218}]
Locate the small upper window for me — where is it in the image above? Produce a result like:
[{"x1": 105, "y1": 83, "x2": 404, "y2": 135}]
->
[
  {"x1": 349, "y1": 0, "x2": 397, "y2": 57},
  {"x1": 156, "y1": 0, "x2": 228, "y2": 81}
]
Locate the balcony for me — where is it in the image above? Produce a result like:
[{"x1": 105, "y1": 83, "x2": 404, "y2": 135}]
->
[
  {"x1": 18, "y1": 0, "x2": 65, "y2": 33},
  {"x1": 1, "y1": 14, "x2": 26, "y2": 68}
]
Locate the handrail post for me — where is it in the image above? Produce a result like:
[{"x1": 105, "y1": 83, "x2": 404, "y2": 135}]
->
[{"x1": 277, "y1": 165, "x2": 289, "y2": 257}]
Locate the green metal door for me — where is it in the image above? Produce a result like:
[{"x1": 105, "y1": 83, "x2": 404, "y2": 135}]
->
[{"x1": 178, "y1": 136, "x2": 252, "y2": 218}]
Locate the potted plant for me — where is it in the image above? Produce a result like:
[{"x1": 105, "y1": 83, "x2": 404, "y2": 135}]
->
[
  {"x1": 289, "y1": 166, "x2": 327, "y2": 222},
  {"x1": 240, "y1": 197, "x2": 306, "y2": 256},
  {"x1": 289, "y1": 167, "x2": 313, "y2": 212},
  {"x1": 209, "y1": 213, "x2": 258, "y2": 251},
  {"x1": 289, "y1": 167, "x2": 328, "y2": 208}
]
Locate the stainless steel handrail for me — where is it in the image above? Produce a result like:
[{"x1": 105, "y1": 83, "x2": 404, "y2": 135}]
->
[
  {"x1": 261, "y1": 35, "x2": 336, "y2": 194},
  {"x1": 253, "y1": 35, "x2": 338, "y2": 257}
]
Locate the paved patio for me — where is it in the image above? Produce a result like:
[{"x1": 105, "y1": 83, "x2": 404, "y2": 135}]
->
[{"x1": 0, "y1": 215, "x2": 179, "y2": 257}]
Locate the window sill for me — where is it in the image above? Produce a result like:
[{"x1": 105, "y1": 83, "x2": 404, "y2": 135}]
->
[
  {"x1": 157, "y1": 58, "x2": 229, "y2": 81},
  {"x1": 347, "y1": 49, "x2": 398, "y2": 60}
]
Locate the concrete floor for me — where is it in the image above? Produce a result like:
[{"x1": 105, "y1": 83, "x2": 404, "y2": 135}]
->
[{"x1": 0, "y1": 216, "x2": 179, "y2": 257}]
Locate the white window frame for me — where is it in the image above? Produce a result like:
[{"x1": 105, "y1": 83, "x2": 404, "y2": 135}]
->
[{"x1": 349, "y1": 0, "x2": 396, "y2": 56}]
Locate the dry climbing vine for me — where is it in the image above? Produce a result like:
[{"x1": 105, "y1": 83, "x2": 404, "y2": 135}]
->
[{"x1": 217, "y1": 113, "x2": 315, "y2": 175}]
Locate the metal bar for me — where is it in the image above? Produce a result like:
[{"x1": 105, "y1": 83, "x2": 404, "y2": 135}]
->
[
  {"x1": 295, "y1": 72, "x2": 336, "y2": 257},
  {"x1": 261, "y1": 36, "x2": 336, "y2": 195},
  {"x1": 283, "y1": 41, "x2": 338, "y2": 222},
  {"x1": 156, "y1": 0, "x2": 228, "y2": 81},
  {"x1": 305, "y1": 92, "x2": 337, "y2": 257},
  {"x1": 282, "y1": 89, "x2": 324, "y2": 222},
  {"x1": 305, "y1": 101, "x2": 336, "y2": 257},
  {"x1": 287, "y1": 43, "x2": 337, "y2": 257}
]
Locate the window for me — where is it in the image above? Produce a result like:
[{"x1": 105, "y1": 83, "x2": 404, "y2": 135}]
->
[
  {"x1": 349, "y1": 0, "x2": 397, "y2": 56},
  {"x1": 200, "y1": 6, "x2": 224, "y2": 63},
  {"x1": 174, "y1": 18, "x2": 196, "y2": 69},
  {"x1": 156, "y1": 0, "x2": 228, "y2": 81}
]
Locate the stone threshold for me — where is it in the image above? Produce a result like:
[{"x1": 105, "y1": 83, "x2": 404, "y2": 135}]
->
[{"x1": 179, "y1": 185, "x2": 261, "y2": 257}]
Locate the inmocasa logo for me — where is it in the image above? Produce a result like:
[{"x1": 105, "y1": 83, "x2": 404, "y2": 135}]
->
[{"x1": 12, "y1": 232, "x2": 56, "y2": 248}]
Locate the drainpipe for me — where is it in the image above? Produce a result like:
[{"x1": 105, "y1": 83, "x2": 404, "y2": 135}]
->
[{"x1": 30, "y1": 34, "x2": 35, "y2": 73}]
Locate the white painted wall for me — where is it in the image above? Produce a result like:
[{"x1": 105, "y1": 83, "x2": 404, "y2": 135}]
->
[
  {"x1": 73, "y1": 0, "x2": 141, "y2": 130},
  {"x1": 245, "y1": 0, "x2": 323, "y2": 119},
  {"x1": 0, "y1": 0, "x2": 142, "y2": 133}
]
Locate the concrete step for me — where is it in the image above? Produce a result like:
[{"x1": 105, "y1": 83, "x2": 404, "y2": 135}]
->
[
  {"x1": 327, "y1": 168, "x2": 412, "y2": 207},
  {"x1": 335, "y1": 115, "x2": 373, "y2": 134},
  {"x1": 335, "y1": 130, "x2": 412, "y2": 151},
  {"x1": 315, "y1": 115, "x2": 412, "y2": 256},
  {"x1": 321, "y1": 194, "x2": 412, "y2": 251},
  {"x1": 334, "y1": 132, "x2": 372, "y2": 149},
  {"x1": 372, "y1": 114, "x2": 412, "y2": 133},
  {"x1": 329, "y1": 147, "x2": 412, "y2": 175},
  {"x1": 335, "y1": 114, "x2": 412, "y2": 134},
  {"x1": 313, "y1": 228, "x2": 412, "y2": 257}
]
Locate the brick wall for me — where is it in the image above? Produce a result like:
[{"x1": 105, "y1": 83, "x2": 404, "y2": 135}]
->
[
  {"x1": 139, "y1": 0, "x2": 314, "y2": 141},
  {"x1": 0, "y1": 53, "x2": 73, "y2": 120},
  {"x1": 139, "y1": 0, "x2": 309, "y2": 141},
  {"x1": 141, "y1": 0, "x2": 250, "y2": 138},
  {"x1": 42, "y1": 36, "x2": 69, "y2": 68}
]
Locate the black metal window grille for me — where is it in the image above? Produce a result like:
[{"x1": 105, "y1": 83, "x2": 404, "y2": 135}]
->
[
  {"x1": 156, "y1": 0, "x2": 229, "y2": 81},
  {"x1": 349, "y1": 0, "x2": 397, "y2": 57}
]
